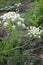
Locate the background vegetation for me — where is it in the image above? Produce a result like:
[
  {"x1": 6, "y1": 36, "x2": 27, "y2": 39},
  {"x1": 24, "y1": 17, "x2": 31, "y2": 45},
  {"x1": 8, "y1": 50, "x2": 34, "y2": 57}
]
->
[{"x1": 0, "y1": 0, "x2": 43, "y2": 65}]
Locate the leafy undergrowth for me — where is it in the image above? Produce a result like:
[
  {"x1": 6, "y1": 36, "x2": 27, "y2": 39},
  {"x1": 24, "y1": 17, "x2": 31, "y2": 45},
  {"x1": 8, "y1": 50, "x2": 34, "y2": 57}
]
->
[{"x1": 0, "y1": 0, "x2": 43, "y2": 65}]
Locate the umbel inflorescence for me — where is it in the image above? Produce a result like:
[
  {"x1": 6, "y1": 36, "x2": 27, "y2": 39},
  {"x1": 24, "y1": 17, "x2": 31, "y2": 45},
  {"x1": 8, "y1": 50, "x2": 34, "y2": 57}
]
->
[{"x1": 0, "y1": 12, "x2": 43, "y2": 38}]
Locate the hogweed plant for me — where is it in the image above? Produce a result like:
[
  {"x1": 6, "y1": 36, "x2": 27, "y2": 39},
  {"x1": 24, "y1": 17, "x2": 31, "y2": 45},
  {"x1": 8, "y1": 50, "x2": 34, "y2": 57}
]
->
[
  {"x1": 0, "y1": 12, "x2": 26, "y2": 30},
  {"x1": 0, "y1": 11, "x2": 43, "y2": 39},
  {"x1": 0, "y1": 1, "x2": 43, "y2": 64},
  {"x1": 27, "y1": 26, "x2": 43, "y2": 38}
]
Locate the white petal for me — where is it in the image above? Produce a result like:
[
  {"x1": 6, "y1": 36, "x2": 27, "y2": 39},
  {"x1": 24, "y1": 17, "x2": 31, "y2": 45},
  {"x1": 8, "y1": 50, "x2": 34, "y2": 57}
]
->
[
  {"x1": 3, "y1": 22, "x2": 8, "y2": 27},
  {"x1": 17, "y1": 21, "x2": 22, "y2": 26}
]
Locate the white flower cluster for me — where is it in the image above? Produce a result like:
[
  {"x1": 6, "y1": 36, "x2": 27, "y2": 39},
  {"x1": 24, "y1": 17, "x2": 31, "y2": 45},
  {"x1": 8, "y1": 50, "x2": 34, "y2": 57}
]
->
[
  {"x1": 1, "y1": 12, "x2": 20, "y2": 21},
  {"x1": 28, "y1": 26, "x2": 43, "y2": 38},
  {"x1": 0, "y1": 12, "x2": 43, "y2": 38},
  {"x1": 0, "y1": 12, "x2": 26, "y2": 29}
]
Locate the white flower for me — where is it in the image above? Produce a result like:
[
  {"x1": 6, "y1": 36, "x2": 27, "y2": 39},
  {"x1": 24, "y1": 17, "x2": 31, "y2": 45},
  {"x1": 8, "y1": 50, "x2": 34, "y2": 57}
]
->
[
  {"x1": 34, "y1": 34, "x2": 37, "y2": 37},
  {"x1": 19, "y1": 3, "x2": 21, "y2": 5},
  {"x1": 38, "y1": 36, "x2": 41, "y2": 38},
  {"x1": 17, "y1": 14, "x2": 20, "y2": 18},
  {"x1": 30, "y1": 26, "x2": 36, "y2": 30},
  {"x1": 30, "y1": 35, "x2": 32, "y2": 37},
  {"x1": 26, "y1": 27, "x2": 29, "y2": 30},
  {"x1": 28, "y1": 26, "x2": 43, "y2": 38},
  {"x1": 12, "y1": 25, "x2": 16, "y2": 29},
  {"x1": 0, "y1": 15, "x2": 3, "y2": 18},
  {"x1": 17, "y1": 21, "x2": 22, "y2": 26},
  {"x1": 0, "y1": 12, "x2": 24, "y2": 24},
  {"x1": 22, "y1": 24, "x2": 26, "y2": 28},
  {"x1": 3, "y1": 22, "x2": 8, "y2": 27},
  {"x1": 13, "y1": 14, "x2": 17, "y2": 20},
  {"x1": 29, "y1": 26, "x2": 39, "y2": 35},
  {"x1": 32, "y1": 28, "x2": 39, "y2": 35},
  {"x1": 27, "y1": 33, "x2": 31, "y2": 35},
  {"x1": 19, "y1": 17, "x2": 24, "y2": 22},
  {"x1": 30, "y1": 26, "x2": 33, "y2": 29},
  {"x1": 3, "y1": 16, "x2": 6, "y2": 21},
  {"x1": 11, "y1": 17, "x2": 15, "y2": 22},
  {"x1": 0, "y1": 12, "x2": 25, "y2": 29},
  {"x1": 2, "y1": 12, "x2": 17, "y2": 22}
]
